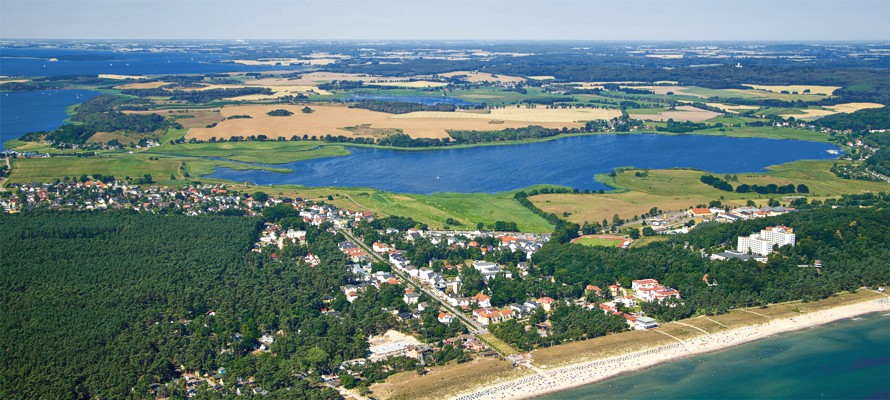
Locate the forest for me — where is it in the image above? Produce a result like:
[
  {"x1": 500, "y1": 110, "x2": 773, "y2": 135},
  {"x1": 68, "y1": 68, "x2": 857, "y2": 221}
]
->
[
  {"x1": 529, "y1": 203, "x2": 889, "y2": 323},
  {"x1": 0, "y1": 210, "x2": 463, "y2": 399},
  {"x1": 349, "y1": 100, "x2": 457, "y2": 114}
]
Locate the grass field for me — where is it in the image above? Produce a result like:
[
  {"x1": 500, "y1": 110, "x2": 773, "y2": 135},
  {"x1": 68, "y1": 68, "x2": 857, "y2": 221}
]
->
[
  {"x1": 678, "y1": 86, "x2": 831, "y2": 102},
  {"x1": 571, "y1": 236, "x2": 626, "y2": 247},
  {"x1": 337, "y1": 191, "x2": 555, "y2": 232},
  {"x1": 532, "y1": 160, "x2": 889, "y2": 225},
  {"x1": 146, "y1": 140, "x2": 350, "y2": 164},
  {"x1": 370, "y1": 357, "x2": 530, "y2": 400}
]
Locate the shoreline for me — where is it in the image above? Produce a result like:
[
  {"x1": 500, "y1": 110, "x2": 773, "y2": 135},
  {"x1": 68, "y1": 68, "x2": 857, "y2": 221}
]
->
[{"x1": 451, "y1": 295, "x2": 890, "y2": 400}]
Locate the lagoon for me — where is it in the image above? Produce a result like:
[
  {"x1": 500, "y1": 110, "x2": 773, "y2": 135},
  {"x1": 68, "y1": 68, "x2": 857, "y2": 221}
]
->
[{"x1": 208, "y1": 134, "x2": 839, "y2": 194}]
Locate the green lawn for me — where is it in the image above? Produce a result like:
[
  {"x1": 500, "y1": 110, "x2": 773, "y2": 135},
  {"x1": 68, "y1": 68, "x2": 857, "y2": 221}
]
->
[
  {"x1": 146, "y1": 140, "x2": 350, "y2": 164},
  {"x1": 8, "y1": 155, "x2": 182, "y2": 183},
  {"x1": 573, "y1": 237, "x2": 623, "y2": 247},
  {"x1": 347, "y1": 191, "x2": 555, "y2": 232}
]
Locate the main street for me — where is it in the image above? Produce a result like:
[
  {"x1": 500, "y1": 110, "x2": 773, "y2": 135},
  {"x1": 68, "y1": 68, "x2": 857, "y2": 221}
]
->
[{"x1": 337, "y1": 228, "x2": 488, "y2": 335}]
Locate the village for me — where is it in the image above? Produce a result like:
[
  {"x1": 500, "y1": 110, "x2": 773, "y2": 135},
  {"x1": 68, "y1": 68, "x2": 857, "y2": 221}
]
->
[{"x1": 3, "y1": 178, "x2": 808, "y2": 399}]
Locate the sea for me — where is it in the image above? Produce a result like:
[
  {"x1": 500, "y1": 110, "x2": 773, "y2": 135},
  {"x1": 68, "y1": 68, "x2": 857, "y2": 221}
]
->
[
  {"x1": 208, "y1": 135, "x2": 839, "y2": 194},
  {"x1": 0, "y1": 46, "x2": 293, "y2": 77},
  {"x1": 539, "y1": 312, "x2": 890, "y2": 400}
]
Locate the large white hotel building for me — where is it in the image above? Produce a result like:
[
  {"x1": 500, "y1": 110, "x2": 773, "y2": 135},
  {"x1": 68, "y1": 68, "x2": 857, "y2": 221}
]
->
[{"x1": 737, "y1": 226, "x2": 796, "y2": 256}]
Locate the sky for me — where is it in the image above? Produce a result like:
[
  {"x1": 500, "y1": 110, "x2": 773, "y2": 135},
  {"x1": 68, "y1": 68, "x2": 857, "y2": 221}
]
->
[{"x1": 1, "y1": 0, "x2": 889, "y2": 41}]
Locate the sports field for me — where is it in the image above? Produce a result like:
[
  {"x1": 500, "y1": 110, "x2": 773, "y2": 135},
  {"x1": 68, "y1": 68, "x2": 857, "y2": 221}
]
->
[{"x1": 571, "y1": 235, "x2": 628, "y2": 247}]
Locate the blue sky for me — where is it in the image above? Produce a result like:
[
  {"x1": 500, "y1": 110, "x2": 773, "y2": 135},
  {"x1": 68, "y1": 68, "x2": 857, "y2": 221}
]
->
[{"x1": 1, "y1": 0, "x2": 888, "y2": 41}]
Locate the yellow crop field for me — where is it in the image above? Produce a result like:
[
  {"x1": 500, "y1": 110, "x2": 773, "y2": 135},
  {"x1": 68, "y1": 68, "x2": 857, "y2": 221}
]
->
[
  {"x1": 781, "y1": 103, "x2": 884, "y2": 120},
  {"x1": 186, "y1": 105, "x2": 618, "y2": 141},
  {"x1": 743, "y1": 84, "x2": 840, "y2": 96},
  {"x1": 439, "y1": 71, "x2": 526, "y2": 83},
  {"x1": 825, "y1": 102, "x2": 884, "y2": 113}
]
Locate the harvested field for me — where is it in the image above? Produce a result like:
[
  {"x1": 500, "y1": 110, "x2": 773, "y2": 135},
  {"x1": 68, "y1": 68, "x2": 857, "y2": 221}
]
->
[
  {"x1": 187, "y1": 105, "x2": 616, "y2": 141},
  {"x1": 742, "y1": 84, "x2": 840, "y2": 96},
  {"x1": 88, "y1": 131, "x2": 159, "y2": 145},
  {"x1": 780, "y1": 108, "x2": 836, "y2": 120},
  {"x1": 438, "y1": 71, "x2": 526, "y2": 83},
  {"x1": 630, "y1": 105, "x2": 722, "y2": 122},
  {"x1": 186, "y1": 83, "x2": 332, "y2": 98},
  {"x1": 98, "y1": 74, "x2": 147, "y2": 80},
  {"x1": 825, "y1": 102, "x2": 884, "y2": 113},
  {"x1": 114, "y1": 81, "x2": 170, "y2": 90},
  {"x1": 125, "y1": 108, "x2": 222, "y2": 129},
  {"x1": 780, "y1": 103, "x2": 884, "y2": 120},
  {"x1": 705, "y1": 102, "x2": 760, "y2": 113}
]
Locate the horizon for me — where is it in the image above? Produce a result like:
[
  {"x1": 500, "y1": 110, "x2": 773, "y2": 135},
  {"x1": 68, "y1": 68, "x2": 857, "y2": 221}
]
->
[{"x1": 2, "y1": 0, "x2": 889, "y2": 41}]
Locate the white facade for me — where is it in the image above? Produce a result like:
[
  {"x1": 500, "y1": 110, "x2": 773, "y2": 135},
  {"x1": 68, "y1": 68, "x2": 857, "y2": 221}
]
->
[{"x1": 737, "y1": 226, "x2": 796, "y2": 256}]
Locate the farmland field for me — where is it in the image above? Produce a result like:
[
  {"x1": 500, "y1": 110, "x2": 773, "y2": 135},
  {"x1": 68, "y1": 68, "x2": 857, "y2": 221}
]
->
[
  {"x1": 531, "y1": 160, "x2": 889, "y2": 225},
  {"x1": 186, "y1": 104, "x2": 618, "y2": 140}
]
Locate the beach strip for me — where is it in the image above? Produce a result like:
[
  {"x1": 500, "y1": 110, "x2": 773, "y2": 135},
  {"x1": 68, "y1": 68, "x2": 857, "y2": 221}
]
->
[{"x1": 452, "y1": 296, "x2": 890, "y2": 400}]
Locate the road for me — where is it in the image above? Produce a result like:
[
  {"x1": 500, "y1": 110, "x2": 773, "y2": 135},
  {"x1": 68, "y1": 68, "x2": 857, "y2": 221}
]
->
[
  {"x1": 0, "y1": 156, "x2": 10, "y2": 191},
  {"x1": 337, "y1": 228, "x2": 488, "y2": 335}
]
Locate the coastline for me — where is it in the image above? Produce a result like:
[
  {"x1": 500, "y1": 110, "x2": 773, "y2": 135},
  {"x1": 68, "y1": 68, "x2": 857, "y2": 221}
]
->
[{"x1": 451, "y1": 295, "x2": 890, "y2": 400}]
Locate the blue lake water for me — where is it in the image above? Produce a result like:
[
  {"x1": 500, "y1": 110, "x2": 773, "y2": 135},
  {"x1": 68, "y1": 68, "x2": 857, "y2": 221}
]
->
[
  {"x1": 539, "y1": 312, "x2": 890, "y2": 400},
  {"x1": 208, "y1": 135, "x2": 839, "y2": 194},
  {"x1": 0, "y1": 47, "x2": 295, "y2": 76},
  {"x1": 0, "y1": 89, "x2": 101, "y2": 149},
  {"x1": 347, "y1": 95, "x2": 476, "y2": 106}
]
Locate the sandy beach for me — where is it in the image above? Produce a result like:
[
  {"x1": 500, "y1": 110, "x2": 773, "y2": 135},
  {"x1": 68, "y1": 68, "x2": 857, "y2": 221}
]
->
[{"x1": 452, "y1": 296, "x2": 890, "y2": 400}]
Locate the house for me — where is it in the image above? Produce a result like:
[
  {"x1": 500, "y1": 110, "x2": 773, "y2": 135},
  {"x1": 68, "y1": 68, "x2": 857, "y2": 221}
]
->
[
  {"x1": 688, "y1": 207, "x2": 713, "y2": 217},
  {"x1": 403, "y1": 292, "x2": 422, "y2": 305},
  {"x1": 438, "y1": 312, "x2": 455, "y2": 324},
  {"x1": 473, "y1": 307, "x2": 514, "y2": 326},
  {"x1": 472, "y1": 261, "x2": 512, "y2": 281},
  {"x1": 372, "y1": 242, "x2": 391, "y2": 253},
  {"x1": 537, "y1": 297, "x2": 556, "y2": 312},
  {"x1": 634, "y1": 316, "x2": 659, "y2": 330},
  {"x1": 632, "y1": 279, "x2": 681, "y2": 302},
  {"x1": 472, "y1": 292, "x2": 491, "y2": 308},
  {"x1": 585, "y1": 285, "x2": 602, "y2": 295}
]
